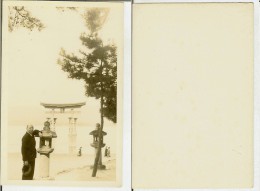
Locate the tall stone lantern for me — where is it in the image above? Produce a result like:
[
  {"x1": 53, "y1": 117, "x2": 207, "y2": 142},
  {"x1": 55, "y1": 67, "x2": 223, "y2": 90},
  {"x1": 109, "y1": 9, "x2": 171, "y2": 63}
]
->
[
  {"x1": 89, "y1": 123, "x2": 107, "y2": 170},
  {"x1": 36, "y1": 121, "x2": 57, "y2": 179}
]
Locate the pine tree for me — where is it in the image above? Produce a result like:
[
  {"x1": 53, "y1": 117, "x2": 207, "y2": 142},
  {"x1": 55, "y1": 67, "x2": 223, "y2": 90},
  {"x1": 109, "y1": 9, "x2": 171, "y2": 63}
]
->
[{"x1": 57, "y1": 8, "x2": 117, "y2": 177}]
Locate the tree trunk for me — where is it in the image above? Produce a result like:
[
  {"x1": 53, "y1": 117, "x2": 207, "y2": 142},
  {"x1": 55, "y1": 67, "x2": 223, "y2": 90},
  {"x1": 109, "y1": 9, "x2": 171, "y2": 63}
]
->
[{"x1": 92, "y1": 61, "x2": 104, "y2": 177}]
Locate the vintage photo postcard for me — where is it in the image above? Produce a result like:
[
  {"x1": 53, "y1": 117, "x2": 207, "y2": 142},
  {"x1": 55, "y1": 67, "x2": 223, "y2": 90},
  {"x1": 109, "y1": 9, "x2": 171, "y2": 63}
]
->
[
  {"x1": 1, "y1": 1, "x2": 125, "y2": 187},
  {"x1": 133, "y1": 2, "x2": 257, "y2": 189}
]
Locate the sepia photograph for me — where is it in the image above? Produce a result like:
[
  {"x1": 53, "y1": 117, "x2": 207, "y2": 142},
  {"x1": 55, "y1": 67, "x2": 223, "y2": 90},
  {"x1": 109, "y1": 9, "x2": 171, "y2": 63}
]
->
[{"x1": 1, "y1": 1, "x2": 124, "y2": 187}]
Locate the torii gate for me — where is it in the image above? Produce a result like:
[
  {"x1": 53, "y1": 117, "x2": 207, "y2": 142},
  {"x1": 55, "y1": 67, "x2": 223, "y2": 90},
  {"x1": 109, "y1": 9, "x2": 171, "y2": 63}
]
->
[{"x1": 40, "y1": 102, "x2": 86, "y2": 154}]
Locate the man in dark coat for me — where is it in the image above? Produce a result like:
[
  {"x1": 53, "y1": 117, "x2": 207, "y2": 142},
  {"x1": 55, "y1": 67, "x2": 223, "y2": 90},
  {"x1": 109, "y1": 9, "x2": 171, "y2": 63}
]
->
[{"x1": 21, "y1": 124, "x2": 42, "y2": 180}]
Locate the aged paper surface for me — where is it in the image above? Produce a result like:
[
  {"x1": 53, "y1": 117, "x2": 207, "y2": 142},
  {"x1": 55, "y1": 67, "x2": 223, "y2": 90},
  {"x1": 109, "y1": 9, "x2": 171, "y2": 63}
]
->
[
  {"x1": 133, "y1": 3, "x2": 254, "y2": 188},
  {"x1": 1, "y1": 1, "x2": 124, "y2": 187}
]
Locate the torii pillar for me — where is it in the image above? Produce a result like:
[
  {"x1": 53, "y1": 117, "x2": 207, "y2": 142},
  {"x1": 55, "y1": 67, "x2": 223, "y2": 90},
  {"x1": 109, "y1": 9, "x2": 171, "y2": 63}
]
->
[{"x1": 68, "y1": 117, "x2": 77, "y2": 154}]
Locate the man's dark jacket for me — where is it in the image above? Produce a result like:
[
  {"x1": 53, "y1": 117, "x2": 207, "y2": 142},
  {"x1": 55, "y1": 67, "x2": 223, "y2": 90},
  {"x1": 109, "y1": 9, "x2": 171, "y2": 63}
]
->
[{"x1": 21, "y1": 130, "x2": 40, "y2": 162}]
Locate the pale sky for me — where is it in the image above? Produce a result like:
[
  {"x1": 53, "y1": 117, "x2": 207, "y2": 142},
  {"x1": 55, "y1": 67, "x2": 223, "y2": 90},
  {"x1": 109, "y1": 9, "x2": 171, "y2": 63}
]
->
[{"x1": 3, "y1": 3, "x2": 124, "y2": 126}]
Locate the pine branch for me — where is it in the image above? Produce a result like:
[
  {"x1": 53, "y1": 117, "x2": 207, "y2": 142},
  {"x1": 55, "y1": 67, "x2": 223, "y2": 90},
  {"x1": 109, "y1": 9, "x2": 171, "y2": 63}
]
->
[{"x1": 8, "y1": 6, "x2": 44, "y2": 32}]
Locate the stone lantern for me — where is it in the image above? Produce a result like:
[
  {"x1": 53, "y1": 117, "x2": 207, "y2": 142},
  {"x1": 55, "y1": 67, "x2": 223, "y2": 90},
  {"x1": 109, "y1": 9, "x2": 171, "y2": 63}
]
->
[
  {"x1": 36, "y1": 121, "x2": 57, "y2": 179},
  {"x1": 89, "y1": 123, "x2": 107, "y2": 170}
]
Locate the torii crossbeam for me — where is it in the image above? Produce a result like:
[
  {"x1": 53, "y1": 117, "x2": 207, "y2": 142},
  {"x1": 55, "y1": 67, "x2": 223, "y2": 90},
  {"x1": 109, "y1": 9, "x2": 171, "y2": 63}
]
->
[{"x1": 40, "y1": 102, "x2": 86, "y2": 154}]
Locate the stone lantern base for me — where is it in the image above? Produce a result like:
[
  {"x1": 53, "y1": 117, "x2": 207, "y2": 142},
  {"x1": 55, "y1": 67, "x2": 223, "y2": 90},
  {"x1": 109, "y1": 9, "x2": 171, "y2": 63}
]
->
[
  {"x1": 37, "y1": 147, "x2": 55, "y2": 180},
  {"x1": 90, "y1": 164, "x2": 106, "y2": 170},
  {"x1": 90, "y1": 142, "x2": 106, "y2": 170}
]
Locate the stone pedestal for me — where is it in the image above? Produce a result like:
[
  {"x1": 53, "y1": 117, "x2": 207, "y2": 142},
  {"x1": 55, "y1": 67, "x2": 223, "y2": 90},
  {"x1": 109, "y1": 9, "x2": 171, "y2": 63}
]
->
[
  {"x1": 39, "y1": 154, "x2": 49, "y2": 177},
  {"x1": 37, "y1": 147, "x2": 54, "y2": 179},
  {"x1": 90, "y1": 142, "x2": 106, "y2": 170}
]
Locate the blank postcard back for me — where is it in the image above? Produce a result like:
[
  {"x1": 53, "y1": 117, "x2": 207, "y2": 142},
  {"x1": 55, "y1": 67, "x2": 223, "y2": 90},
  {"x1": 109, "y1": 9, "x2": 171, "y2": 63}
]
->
[{"x1": 132, "y1": 3, "x2": 254, "y2": 188}]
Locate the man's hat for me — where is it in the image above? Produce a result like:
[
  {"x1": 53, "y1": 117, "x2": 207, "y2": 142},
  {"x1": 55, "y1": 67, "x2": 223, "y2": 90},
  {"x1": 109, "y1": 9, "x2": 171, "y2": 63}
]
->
[{"x1": 22, "y1": 164, "x2": 32, "y2": 177}]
